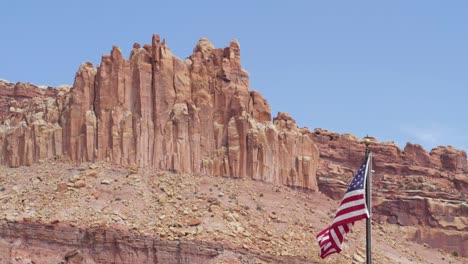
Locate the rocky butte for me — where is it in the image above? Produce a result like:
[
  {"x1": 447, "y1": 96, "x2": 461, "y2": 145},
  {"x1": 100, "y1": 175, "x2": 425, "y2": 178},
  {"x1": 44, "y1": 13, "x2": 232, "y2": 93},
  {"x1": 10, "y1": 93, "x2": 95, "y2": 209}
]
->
[
  {"x1": 0, "y1": 34, "x2": 466, "y2": 261},
  {"x1": 0, "y1": 35, "x2": 318, "y2": 191}
]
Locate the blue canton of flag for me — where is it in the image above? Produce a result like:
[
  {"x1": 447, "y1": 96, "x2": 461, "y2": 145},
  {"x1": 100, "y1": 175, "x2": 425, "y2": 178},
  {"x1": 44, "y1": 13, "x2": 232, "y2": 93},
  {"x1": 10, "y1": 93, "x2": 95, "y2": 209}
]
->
[{"x1": 347, "y1": 163, "x2": 366, "y2": 192}]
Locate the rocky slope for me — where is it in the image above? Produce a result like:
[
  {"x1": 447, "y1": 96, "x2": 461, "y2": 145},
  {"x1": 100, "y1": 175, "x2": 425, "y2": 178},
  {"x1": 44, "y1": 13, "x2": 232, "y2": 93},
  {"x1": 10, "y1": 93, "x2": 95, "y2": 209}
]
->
[
  {"x1": 0, "y1": 34, "x2": 467, "y2": 260},
  {"x1": 0, "y1": 161, "x2": 464, "y2": 264}
]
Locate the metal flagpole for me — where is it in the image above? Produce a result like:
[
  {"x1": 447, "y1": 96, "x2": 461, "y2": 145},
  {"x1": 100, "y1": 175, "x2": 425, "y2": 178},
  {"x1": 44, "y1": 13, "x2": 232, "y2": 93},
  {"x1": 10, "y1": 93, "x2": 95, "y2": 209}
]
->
[{"x1": 364, "y1": 137, "x2": 372, "y2": 264}]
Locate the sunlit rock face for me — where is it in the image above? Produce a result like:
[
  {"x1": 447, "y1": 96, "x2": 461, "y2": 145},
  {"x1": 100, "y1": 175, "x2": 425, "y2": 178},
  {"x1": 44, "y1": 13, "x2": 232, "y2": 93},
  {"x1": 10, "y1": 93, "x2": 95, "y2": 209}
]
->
[{"x1": 0, "y1": 35, "x2": 319, "y2": 191}]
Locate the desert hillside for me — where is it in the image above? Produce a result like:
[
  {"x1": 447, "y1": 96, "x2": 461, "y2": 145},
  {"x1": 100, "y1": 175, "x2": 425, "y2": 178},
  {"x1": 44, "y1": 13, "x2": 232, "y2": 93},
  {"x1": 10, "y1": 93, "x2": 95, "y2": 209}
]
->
[
  {"x1": 0, "y1": 161, "x2": 464, "y2": 264},
  {"x1": 0, "y1": 34, "x2": 466, "y2": 263}
]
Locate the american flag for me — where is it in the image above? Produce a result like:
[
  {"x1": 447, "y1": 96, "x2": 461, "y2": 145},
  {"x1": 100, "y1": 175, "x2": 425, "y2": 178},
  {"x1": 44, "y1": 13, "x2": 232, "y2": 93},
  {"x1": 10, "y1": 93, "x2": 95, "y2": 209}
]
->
[{"x1": 316, "y1": 157, "x2": 370, "y2": 259}]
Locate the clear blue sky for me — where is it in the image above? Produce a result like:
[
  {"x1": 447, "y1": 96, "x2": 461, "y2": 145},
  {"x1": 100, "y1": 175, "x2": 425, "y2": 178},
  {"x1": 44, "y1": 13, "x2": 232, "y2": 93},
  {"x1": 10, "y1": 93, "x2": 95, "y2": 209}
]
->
[{"x1": 1, "y1": 0, "x2": 467, "y2": 152}]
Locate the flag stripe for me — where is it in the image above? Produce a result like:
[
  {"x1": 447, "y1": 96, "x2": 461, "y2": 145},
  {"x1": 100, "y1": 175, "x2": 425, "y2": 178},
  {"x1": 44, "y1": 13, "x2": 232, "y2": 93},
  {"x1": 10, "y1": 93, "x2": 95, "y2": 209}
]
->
[
  {"x1": 339, "y1": 189, "x2": 364, "y2": 202},
  {"x1": 322, "y1": 242, "x2": 332, "y2": 251},
  {"x1": 340, "y1": 192, "x2": 365, "y2": 205},
  {"x1": 319, "y1": 237, "x2": 330, "y2": 247},
  {"x1": 333, "y1": 208, "x2": 369, "y2": 225},
  {"x1": 330, "y1": 228, "x2": 341, "y2": 248},
  {"x1": 335, "y1": 203, "x2": 366, "y2": 218}
]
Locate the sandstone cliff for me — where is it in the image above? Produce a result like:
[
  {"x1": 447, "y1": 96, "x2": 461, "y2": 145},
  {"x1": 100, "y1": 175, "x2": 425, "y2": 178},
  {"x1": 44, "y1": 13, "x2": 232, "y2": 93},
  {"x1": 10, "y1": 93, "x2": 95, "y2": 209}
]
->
[
  {"x1": 0, "y1": 81, "x2": 67, "y2": 166},
  {"x1": 0, "y1": 35, "x2": 319, "y2": 190}
]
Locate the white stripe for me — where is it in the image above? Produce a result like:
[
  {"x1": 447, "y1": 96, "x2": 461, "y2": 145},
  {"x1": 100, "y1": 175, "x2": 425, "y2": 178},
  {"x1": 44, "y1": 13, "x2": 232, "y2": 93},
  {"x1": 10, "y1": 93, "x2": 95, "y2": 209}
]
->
[
  {"x1": 333, "y1": 208, "x2": 368, "y2": 224},
  {"x1": 337, "y1": 198, "x2": 366, "y2": 211},
  {"x1": 338, "y1": 225, "x2": 346, "y2": 236},
  {"x1": 330, "y1": 228, "x2": 341, "y2": 249},
  {"x1": 317, "y1": 232, "x2": 329, "y2": 241},
  {"x1": 318, "y1": 235, "x2": 329, "y2": 243},
  {"x1": 321, "y1": 242, "x2": 332, "y2": 251}
]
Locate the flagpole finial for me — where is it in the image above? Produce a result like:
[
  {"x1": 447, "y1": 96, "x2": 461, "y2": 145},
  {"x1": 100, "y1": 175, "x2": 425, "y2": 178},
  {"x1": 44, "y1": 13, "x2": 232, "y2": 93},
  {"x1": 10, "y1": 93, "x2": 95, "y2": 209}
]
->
[{"x1": 363, "y1": 135, "x2": 372, "y2": 147}]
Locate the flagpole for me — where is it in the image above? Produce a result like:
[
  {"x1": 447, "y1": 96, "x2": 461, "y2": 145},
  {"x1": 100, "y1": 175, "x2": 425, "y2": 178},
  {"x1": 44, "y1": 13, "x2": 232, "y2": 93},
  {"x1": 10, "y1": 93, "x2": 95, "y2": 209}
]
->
[{"x1": 364, "y1": 137, "x2": 372, "y2": 264}]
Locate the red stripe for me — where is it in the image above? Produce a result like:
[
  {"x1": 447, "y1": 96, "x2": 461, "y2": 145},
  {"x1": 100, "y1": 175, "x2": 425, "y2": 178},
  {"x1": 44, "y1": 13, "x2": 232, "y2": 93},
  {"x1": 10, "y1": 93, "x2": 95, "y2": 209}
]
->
[
  {"x1": 337, "y1": 225, "x2": 347, "y2": 238},
  {"x1": 321, "y1": 241, "x2": 342, "y2": 258},
  {"x1": 343, "y1": 224, "x2": 350, "y2": 233},
  {"x1": 333, "y1": 226, "x2": 344, "y2": 245},
  {"x1": 339, "y1": 193, "x2": 364, "y2": 206},
  {"x1": 328, "y1": 228, "x2": 341, "y2": 251},
  {"x1": 321, "y1": 247, "x2": 335, "y2": 258},
  {"x1": 335, "y1": 203, "x2": 366, "y2": 218},
  {"x1": 319, "y1": 237, "x2": 330, "y2": 247},
  {"x1": 321, "y1": 244, "x2": 335, "y2": 257}
]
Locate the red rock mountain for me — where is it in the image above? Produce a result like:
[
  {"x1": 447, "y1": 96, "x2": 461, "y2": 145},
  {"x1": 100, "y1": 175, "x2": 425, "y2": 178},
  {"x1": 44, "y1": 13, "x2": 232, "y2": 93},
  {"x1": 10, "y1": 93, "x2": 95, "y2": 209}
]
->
[
  {"x1": 0, "y1": 34, "x2": 466, "y2": 257},
  {"x1": 0, "y1": 35, "x2": 318, "y2": 190}
]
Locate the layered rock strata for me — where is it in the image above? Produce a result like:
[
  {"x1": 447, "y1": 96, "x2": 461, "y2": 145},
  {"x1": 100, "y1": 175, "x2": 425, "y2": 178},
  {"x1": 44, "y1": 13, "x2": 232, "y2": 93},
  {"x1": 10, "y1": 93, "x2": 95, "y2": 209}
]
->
[
  {"x1": 0, "y1": 221, "x2": 312, "y2": 264},
  {"x1": 0, "y1": 35, "x2": 319, "y2": 190}
]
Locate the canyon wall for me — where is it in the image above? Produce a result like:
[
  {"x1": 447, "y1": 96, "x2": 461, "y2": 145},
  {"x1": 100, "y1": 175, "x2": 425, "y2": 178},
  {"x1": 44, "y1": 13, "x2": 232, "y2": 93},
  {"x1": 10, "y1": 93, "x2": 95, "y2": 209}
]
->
[{"x1": 0, "y1": 35, "x2": 319, "y2": 190}]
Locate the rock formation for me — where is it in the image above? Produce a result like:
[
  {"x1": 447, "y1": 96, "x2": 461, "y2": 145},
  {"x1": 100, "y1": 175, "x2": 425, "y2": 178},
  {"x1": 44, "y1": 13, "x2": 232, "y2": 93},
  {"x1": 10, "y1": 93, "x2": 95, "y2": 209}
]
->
[{"x1": 0, "y1": 34, "x2": 319, "y2": 190}]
